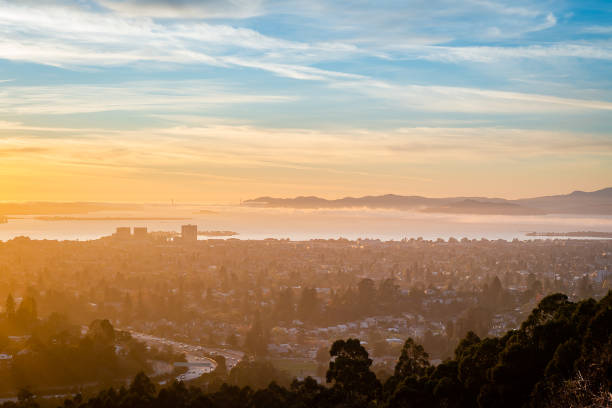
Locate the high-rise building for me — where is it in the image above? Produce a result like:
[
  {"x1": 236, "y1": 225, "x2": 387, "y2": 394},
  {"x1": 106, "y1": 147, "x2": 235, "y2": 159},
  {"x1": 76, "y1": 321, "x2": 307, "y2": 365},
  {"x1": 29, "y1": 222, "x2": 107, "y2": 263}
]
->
[
  {"x1": 115, "y1": 227, "x2": 131, "y2": 239},
  {"x1": 181, "y1": 224, "x2": 198, "y2": 242},
  {"x1": 133, "y1": 227, "x2": 148, "y2": 240}
]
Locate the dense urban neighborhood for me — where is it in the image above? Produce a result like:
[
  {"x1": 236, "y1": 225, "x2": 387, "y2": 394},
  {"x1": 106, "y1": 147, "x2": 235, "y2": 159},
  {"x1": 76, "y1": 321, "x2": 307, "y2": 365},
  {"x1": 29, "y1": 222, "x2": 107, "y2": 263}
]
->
[{"x1": 0, "y1": 232, "x2": 610, "y2": 393}]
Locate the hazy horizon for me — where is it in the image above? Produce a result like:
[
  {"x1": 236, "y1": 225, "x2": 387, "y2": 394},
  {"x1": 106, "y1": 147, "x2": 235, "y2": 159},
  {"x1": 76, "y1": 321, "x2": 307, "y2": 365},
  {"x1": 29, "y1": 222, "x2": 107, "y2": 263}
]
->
[{"x1": 0, "y1": 185, "x2": 611, "y2": 205}]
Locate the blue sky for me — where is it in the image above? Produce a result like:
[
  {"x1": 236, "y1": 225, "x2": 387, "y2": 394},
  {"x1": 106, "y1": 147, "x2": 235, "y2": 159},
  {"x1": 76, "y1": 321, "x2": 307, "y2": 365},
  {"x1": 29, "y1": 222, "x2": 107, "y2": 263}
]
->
[{"x1": 0, "y1": 0, "x2": 611, "y2": 202}]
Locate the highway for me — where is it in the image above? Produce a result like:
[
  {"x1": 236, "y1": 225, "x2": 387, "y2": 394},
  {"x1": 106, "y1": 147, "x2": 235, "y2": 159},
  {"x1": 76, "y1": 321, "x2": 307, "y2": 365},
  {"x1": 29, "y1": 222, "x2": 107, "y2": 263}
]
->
[{"x1": 129, "y1": 331, "x2": 244, "y2": 382}]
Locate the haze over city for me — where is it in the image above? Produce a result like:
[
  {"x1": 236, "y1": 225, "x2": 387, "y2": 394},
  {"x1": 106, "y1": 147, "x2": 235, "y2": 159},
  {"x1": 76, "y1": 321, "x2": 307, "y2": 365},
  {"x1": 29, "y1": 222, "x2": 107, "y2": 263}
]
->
[{"x1": 0, "y1": 1, "x2": 611, "y2": 408}]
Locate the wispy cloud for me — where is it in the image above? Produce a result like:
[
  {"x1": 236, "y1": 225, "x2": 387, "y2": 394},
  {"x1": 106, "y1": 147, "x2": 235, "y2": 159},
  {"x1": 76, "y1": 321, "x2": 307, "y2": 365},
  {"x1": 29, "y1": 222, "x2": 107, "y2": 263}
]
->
[
  {"x1": 0, "y1": 146, "x2": 49, "y2": 157},
  {"x1": 3, "y1": 78, "x2": 610, "y2": 117},
  {"x1": 333, "y1": 80, "x2": 612, "y2": 113},
  {"x1": 0, "y1": 0, "x2": 606, "y2": 77},
  {"x1": 405, "y1": 42, "x2": 612, "y2": 63},
  {"x1": 100, "y1": 0, "x2": 265, "y2": 19},
  {"x1": 0, "y1": 1, "x2": 360, "y2": 75},
  {"x1": 0, "y1": 81, "x2": 293, "y2": 114},
  {"x1": 2, "y1": 121, "x2": 610, "y2": 168},
  {"x1": 2, "y1": 76, "x2": 610, "y2": 117},
  {"x1": 582, "y1": 25, "x2": 612, "y2": 34}
]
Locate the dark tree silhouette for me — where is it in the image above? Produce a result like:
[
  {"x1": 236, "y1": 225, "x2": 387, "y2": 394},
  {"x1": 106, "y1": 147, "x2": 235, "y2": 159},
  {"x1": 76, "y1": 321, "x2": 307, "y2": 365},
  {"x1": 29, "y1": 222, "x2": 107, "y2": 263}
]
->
[{"x1": 327, "y1": 338, "x2": 381, "y2": 405}]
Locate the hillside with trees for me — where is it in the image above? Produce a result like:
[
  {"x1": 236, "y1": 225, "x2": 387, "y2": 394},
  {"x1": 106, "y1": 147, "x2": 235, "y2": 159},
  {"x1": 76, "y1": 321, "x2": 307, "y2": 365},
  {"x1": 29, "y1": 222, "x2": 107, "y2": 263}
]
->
[
  {"x1": 0, "y1": 297, "x2": 184, "y2": 394},
  {"x1": 2, "y1": 291, "x2": 609, "y2": 408}
]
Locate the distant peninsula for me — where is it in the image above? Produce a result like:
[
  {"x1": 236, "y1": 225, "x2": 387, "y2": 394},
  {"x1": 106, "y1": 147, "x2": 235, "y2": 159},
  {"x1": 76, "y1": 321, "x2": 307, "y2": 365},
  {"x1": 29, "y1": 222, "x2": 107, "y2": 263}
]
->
[
  {"x1": 244, "y1": 187, "x2": 612, "y2": 216},
  {"x1": 526, "y1": 231, "x2": 612, "y2": 238}
]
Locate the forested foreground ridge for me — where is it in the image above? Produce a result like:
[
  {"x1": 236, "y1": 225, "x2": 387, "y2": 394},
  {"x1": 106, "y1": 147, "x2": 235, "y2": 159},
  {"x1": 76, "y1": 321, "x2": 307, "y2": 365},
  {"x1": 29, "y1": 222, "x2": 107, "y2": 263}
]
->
[
  {"x1": 3, "y1": 292, "x2": 611, "y2": 408},
  {"x1": 0, "y1": 293, "x2": 185, "y2": 393}
]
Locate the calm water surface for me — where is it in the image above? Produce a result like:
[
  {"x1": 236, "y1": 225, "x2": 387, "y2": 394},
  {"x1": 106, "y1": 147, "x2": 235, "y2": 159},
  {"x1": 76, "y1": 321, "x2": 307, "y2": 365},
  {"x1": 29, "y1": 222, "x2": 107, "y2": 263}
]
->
[{"x1": 1, "y1": 205, "x2": 611, "y2": 242}]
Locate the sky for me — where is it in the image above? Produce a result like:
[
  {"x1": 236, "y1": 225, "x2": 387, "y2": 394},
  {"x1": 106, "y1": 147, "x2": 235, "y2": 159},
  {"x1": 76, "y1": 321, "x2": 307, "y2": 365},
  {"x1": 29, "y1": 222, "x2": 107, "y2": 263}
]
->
[{"x1": 0, "y1": 0, "x2": 611, "y2": 203}]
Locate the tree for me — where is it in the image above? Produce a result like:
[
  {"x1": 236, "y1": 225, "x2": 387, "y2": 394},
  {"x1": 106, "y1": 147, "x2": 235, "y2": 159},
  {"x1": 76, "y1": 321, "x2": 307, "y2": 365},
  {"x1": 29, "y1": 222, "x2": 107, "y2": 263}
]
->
[
  {"x1": 290, "y1": 377, "x2": 328, "y2": 407},
  {"x1": 126, "y1": 372, "x2": 157, "y2": 408},
  {"x1": 394, "y1": 338, "x2": 430, "y2": 379},
  {"x1": 358, "y1": 278, "x2": 376, "y2": 314},
  {"x1": 17, "y1": 387, "x2": 34, "y2": 403},
  {"x1": 275, "y1": 288, "x2": 294, "y2": 322},
  {"x1": 297, "y1": 288, "x2": 319, "y2": 323},
  {"x1": 213, "y1": 355, "x2": 227, "y2": 377},
  {"x1": 17, "y1": 296, "x2": 37, "y2": 325},
  {"x1": 457, "y1": 336, "x2": 503, "y2": 403},
  {"x1": 228, "y1": 359, "x2": 289, "y2": 389},
  {"x1": 482, "y1": 276, "x2": 504, "y2": 309},
  {"x1": 5, "y1": 294, "x2": 15, "y2": 318},
  {"x1": 521, "y1": 293, "x2": 570, "y2": 332},
  {"x1": 378, "y1": 278, "x2": 400, "y2": 313},
  {"x1": 326, "y1": 338, "x2": 381, "y2": 405},
  {"x1": 576, "y1": 275, "x2": 592, "y2": 299},
  {"x1": 87, "y1": 319, "x2": 116, "y2": 345},
  {"x1": 129, "y1": 372, "x2": 156, "y2": 397},
  {"x1": 244, "y1": 313, "x2": 269, "y2": 356},
  {"x1": 226, "y1": 333, "x2": 239, "y2": 348}
]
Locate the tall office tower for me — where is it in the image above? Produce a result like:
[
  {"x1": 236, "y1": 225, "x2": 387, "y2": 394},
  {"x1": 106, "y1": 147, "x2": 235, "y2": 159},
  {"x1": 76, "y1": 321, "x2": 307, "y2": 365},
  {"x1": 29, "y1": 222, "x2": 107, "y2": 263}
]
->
[
  {"x1": 115, "y1": 227, "x2": 131, "y2": 240},
  {"x1": 181, "y1": 224, "x2": 198, "y2": 242},
  {"x1": 133, "y1": 227, "x2": 148, "y2": 240}
]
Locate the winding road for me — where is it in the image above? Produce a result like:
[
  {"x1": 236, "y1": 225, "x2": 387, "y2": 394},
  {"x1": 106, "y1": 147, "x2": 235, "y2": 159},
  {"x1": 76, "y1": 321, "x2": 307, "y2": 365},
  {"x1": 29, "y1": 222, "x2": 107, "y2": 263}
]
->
[{"x1": 129, "y1": 331, "x2": 244, "y2": 382}]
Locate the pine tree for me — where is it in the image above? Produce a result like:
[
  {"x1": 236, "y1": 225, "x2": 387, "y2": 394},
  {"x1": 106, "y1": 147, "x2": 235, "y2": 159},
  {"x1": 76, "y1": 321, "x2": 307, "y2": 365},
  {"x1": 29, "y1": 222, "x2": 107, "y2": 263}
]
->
[{"x1": 5, "y1": 293, "x2": 15, "y2": 317}]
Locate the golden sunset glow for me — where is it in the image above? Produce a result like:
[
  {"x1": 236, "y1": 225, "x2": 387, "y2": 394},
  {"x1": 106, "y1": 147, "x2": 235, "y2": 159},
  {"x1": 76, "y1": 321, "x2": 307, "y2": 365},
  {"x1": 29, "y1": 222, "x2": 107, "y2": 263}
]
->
[
  {"x1": 1, "y1": 121, "x2": 611, "y2": 202},
  {"x1": 0, "y1": 0, "x2": 610, "y2": 203}
]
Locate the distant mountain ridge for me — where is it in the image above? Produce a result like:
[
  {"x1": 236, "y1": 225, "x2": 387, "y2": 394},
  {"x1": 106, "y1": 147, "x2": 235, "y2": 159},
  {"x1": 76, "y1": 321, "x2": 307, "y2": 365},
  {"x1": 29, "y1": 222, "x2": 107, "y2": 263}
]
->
[{"x1": 244, "y1": 188, "x2": 612, "y2": 215}]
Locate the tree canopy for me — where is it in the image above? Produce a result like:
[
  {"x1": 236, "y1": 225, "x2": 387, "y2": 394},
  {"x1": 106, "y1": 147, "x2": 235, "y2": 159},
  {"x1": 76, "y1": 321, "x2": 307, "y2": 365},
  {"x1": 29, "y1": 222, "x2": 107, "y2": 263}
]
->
[{"x1": 1, "y1": 291, "x2": 610, "y2": 408}]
